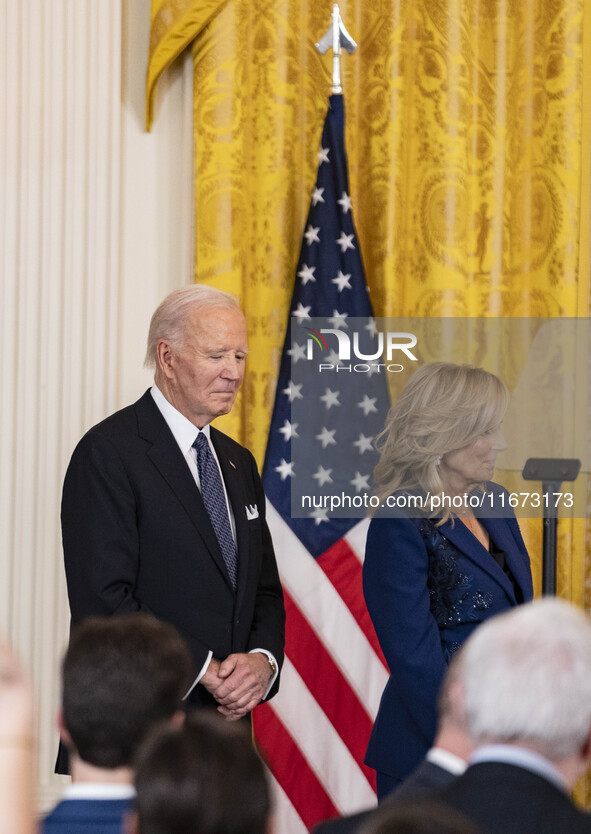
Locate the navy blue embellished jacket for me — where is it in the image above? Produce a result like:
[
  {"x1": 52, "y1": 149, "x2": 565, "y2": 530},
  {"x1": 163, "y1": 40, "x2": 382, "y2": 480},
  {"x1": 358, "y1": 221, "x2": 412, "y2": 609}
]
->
[{"x1": 363, "y1": 485, "x2": 533, "y2": 786}]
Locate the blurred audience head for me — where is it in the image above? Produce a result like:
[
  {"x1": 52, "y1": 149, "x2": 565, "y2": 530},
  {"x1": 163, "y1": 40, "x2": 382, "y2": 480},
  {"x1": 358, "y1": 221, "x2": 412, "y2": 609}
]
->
[
  {"x1": 357, "y1": 799, "x2": 483, "y2": 834},
  {"x1": 60, "y1": 614, "x2": 193, "y2": 769},
  {"x1": 461, "y1": 598, "x2": 591, "y2": 772},
  {"x1": 132, "y1": 710, "x2": 272, "y2": 834}
]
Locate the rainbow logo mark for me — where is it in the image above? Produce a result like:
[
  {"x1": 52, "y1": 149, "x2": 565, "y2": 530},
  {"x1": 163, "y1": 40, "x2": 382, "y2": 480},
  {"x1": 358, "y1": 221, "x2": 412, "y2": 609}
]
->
[{"x1": 304, "y1": 329, "x2": 329, "y2": 359}]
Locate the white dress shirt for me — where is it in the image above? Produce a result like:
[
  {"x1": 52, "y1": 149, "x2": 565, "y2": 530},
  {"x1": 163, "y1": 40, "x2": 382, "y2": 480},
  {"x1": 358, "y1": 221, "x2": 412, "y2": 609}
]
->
[
  {"x1": 62, "y1": 783, "x2": 136, "y2": 800},
  {"x1": 426, "y1": 746, "x2": 467, "y2": 776}
]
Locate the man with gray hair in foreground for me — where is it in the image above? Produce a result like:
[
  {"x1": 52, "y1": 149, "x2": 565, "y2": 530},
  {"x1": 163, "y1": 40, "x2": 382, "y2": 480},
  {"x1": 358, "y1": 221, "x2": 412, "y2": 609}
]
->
[{"x1": 437, "y1": 598, "x2": 591, "y2": 833}]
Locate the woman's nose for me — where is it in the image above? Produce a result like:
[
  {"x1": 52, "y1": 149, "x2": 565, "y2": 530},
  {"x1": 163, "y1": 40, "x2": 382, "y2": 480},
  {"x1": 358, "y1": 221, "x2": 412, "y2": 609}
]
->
[{"x1": 492, "y1": 428, "x2": 507, "y2": 451}]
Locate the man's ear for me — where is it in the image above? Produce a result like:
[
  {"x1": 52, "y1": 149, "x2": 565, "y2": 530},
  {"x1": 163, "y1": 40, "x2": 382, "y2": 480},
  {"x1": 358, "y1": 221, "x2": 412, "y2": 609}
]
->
[
  {"x1": 57, "y1": 708, "x2": 73, "y2": 748},
  {"x1": 156, "y1": 339, "x2": 175, "y2": 378},
  {"x1": 447, "y1": 679, "x2": 466, "y2": 726}
]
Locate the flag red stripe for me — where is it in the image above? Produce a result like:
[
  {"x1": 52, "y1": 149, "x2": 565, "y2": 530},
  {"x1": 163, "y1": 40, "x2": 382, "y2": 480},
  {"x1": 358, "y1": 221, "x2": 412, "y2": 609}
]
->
[
  {"x1": 253, "y1": 703, "x2": 339, "y2": 829},
  {"x1": 317, "y1": 539, "x2": 388, "y2": 670},
  {"x1": 283, "y1": 589, "x2": 377, "y2": 790}
]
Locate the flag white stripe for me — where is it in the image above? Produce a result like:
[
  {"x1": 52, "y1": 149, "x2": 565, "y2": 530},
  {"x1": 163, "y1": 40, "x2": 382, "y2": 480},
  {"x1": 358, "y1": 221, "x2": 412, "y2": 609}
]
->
[
  {"x1": 267, "y1": 501, "x2": 388, "y2": 716},
  {"x1": 270, "y1": 658, "x2": 378, "y2": 814},
  {"x1": 267, "y1": 773, "x2": 309, "y2": 834},
  {"x1": 344, "y1": 517, "x2": 370, "y2": 564}
]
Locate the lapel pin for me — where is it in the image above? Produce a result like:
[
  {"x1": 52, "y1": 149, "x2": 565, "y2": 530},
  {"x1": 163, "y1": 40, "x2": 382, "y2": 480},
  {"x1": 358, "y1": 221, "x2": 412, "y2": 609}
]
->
[{"x1": 229, "y1": 460, "x2": 236, "y2": 470}]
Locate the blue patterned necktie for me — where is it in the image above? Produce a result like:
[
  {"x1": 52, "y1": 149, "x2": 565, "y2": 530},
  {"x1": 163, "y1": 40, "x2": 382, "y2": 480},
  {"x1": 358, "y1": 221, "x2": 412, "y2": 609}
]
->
[{"x1": 193, "y1": 432, "x2": 238, "y2": 589}]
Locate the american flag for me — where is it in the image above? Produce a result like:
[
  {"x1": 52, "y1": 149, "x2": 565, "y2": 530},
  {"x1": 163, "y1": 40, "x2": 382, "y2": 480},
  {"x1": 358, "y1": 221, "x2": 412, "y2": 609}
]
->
[{"x1": 253, "y1": 95, "x2": 390, "y2": 832}]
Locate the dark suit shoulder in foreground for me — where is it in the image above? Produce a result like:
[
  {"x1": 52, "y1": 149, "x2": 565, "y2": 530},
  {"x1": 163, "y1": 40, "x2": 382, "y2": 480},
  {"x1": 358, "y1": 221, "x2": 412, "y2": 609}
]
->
[
  {"x1": 389, "y1": 758, "x2": 456, "y2": 802},
  {"x1": 438, "y1": 762, "x2": 591, "y2": 834}
]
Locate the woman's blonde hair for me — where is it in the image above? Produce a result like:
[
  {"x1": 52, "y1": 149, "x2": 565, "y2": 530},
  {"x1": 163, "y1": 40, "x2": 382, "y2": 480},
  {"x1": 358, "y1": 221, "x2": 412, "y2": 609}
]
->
[{"x1": 374, "y1": 362, "x2": 509, "y2": 520}]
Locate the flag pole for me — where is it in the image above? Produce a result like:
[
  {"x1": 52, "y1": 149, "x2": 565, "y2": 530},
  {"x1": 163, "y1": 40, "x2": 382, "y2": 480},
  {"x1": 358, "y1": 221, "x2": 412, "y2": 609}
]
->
[
  {"x1": 315, "y1": 4, "x2": 357, "y2": 94},
  {"x1": 255, "y1": 12, "x2": 390, "y2": 824}
]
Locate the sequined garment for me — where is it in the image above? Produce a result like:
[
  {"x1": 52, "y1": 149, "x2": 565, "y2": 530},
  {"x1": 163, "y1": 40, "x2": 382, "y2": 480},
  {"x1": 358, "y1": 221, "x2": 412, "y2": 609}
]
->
[{"x1": 419, "y1": 519, "x2": 493, "y2": 657}]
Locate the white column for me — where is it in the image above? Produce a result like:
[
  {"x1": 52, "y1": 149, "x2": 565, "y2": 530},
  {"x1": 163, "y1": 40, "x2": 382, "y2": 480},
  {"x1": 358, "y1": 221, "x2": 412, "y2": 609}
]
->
[{"x1": 0, "y1": 0, "x2": 193, "y2": 811}]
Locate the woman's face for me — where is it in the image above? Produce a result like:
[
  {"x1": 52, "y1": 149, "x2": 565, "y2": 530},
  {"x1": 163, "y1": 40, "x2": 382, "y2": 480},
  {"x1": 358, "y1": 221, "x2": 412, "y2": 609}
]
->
[{"x1": 439, "y1": 424, "x2": 507, "y2": 494}]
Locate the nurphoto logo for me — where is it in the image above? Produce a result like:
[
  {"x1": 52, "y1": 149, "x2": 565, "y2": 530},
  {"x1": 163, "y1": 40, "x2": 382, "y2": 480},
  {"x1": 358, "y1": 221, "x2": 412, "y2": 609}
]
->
[{"x1": 304, "y1": 328, "x2": 419, "y2": 373}]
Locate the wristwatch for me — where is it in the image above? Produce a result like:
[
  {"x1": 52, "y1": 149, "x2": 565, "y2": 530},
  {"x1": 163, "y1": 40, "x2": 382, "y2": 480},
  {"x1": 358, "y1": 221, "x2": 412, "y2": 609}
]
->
[{"x1": 266, "y1": 654, "x2": 277, "y2": 677}]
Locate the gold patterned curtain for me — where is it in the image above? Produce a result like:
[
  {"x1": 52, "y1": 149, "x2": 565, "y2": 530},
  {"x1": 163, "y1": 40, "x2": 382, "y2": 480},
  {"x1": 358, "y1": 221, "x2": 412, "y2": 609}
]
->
[
  {"x1": 147, "y1": 0, "x2": 591, "y2": 798},
  {"x1": 147, "y1": 0, "x2": 590, "y2": 443}
]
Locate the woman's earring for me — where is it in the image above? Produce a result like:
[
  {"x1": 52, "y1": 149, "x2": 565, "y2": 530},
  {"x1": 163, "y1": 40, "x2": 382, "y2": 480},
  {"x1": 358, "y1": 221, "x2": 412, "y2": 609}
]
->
[{"x1": 434, "y1": 456, "x2": 441, "y2": 466}]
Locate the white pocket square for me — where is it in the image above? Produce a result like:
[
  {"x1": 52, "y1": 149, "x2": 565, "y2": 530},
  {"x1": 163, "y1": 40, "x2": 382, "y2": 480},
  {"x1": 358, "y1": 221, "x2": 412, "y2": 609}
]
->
[{"x1": 246, "y1": 504, "x2": 259, "y2": 520}]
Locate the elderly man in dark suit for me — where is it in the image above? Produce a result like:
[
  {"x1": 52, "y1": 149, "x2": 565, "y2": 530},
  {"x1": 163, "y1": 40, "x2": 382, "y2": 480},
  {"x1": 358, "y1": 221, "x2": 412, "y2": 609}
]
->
[
  {"x1": 437, "y1": 598, "x2": 591, "y2": 834},
  {"x1": 60, "y1": 285, "x2": 285, "y2": 730}
]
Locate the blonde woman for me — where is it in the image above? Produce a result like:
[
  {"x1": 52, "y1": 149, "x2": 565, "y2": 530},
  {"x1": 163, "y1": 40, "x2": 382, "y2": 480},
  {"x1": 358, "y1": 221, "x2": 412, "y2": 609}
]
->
[{"x1": 363, "y1": 363, "x2": 533, "y2": 799}]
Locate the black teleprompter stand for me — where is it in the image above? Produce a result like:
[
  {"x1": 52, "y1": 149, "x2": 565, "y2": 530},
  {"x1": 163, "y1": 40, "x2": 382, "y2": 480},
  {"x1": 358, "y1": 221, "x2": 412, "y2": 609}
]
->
[{"x1": 521, "y1": 458, "x2": 581, "y2": 596}]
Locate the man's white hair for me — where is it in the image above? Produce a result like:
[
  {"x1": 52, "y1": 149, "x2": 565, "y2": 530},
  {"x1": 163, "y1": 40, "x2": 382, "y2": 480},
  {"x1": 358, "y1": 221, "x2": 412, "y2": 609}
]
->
[
  {"x1": 144, "y1": 285, "x2": 241, "y2": 368},
  {"x1": 462, "y1": 598, "x2": 591, "y2": 760}
]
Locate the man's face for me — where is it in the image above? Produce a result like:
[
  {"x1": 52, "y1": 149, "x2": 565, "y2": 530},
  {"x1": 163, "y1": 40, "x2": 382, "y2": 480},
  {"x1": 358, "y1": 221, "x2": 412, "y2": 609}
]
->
[{"x1": 162, "y1": 305, "x2": 248, "y2": 428}]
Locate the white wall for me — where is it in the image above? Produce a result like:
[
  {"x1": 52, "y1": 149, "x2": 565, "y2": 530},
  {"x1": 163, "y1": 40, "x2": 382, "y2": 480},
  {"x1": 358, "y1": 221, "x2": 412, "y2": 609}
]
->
[{"x1": 0, "y1": 0, "x2": 193, "y2": 810}]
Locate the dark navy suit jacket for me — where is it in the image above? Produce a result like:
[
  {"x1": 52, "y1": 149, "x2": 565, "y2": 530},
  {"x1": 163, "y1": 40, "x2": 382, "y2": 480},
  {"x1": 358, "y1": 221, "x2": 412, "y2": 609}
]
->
[
  {"x1": 363, "y1": 488, "x2": 533, "y2": 784},
  {"x1": 40, "y1": 798, "x2": 132, "y2": 833}
]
